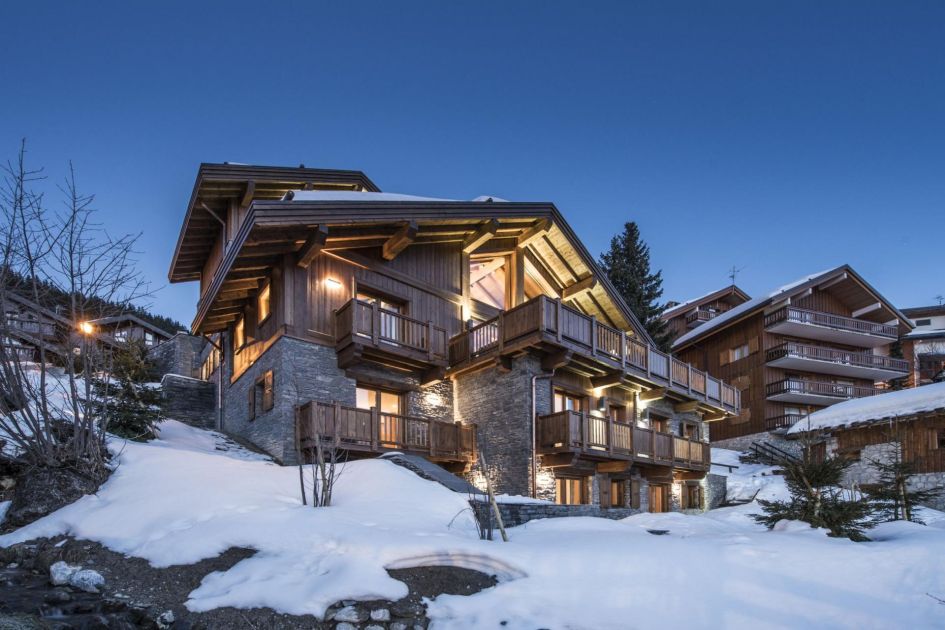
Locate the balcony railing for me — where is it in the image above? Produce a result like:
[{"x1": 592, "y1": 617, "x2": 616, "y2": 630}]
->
[
  {"x1": 765, "y1": 378, "x2": 882, "y2": 402},
  {"x1": 684, "y1": 309, "x2": 715, "y2": 328},
  {"x1": 765, "y1": 413, "x2": 806, "y2": 431},
  {"x1": 449, "y1": 296, "x2": 739, "y2": 413},
  {"x1": 335, "y1": 299, "x2": 448, "y2": 365},
  {"x1": 535, "y1": 410, "x2": 709, "y2": 470},
  {"x1": 764, "y1": 307, "x2": 898, "y2": 340},
  {"x1": 296, "y1": 400, "x2": 476, "y2": 463},
  {"x1": 766, "y1": 342, "x2": 911, "y2": 374}
]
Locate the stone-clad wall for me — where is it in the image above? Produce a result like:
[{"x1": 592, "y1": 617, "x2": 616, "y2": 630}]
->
[
  {"x1": 470, "y1": 500, "x2": 642, "y2": 529},
  {"x1": 835, "y1": 440, "x2": 945, "y2": 511},
  {"x1": 148, "y1": 333, "x2": 207, "y2": 379},
  {"x1": 160, "y1": 374, "x2": 216, "y2": 428},
  {"x1": 454, "y1": 354, "x2": 550, "y2": 497},
  {"x1": 223, "y1": 336, "x2": 356, "y2": 464}
]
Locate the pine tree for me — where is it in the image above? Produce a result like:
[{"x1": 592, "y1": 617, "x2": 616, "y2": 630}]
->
[
  {"x1": 92, "y1": 340, "x2": 163, "y2": 441},
  {"x1": 867, "y1": 419, "x2": 941, "y2": 523},
  {"x1": 598, "y1": 222, "x2": 672, "y2": 350},
  {"x1": 753, "y1": 450, "x2": 875, "y2": 541}
]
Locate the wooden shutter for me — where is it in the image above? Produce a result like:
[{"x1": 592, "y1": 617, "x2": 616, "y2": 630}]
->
[
  {"x1": 719, "y1": 350, "x2": 730, "y2": 367},
  {"x1": 248, "y1": 385, "x2": 256, "y2": 420},
  {"x1": 749, "y1": 336, "x2": 760, "y2": 354},
  {"x1": 630, "y1": 479, "x2": 640, "y2": 509},
  {"x1": 262, "y1": 370, "x2": 274, "y2": 412},
  {"x1": 600, "y1": 477, "x2": 611, "y2": 508}
]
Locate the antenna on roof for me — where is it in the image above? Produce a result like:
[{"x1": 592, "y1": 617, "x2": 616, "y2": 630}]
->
[
  {"x1": 935, "y1": 294, "x2": 944, "y2": 306},
  {"x1": 728, "y1": 265, "x2": 744, "y2": 285}
]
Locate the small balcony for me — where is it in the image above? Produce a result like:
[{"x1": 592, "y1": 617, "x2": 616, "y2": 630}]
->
[
  {"x1": 335, "y1": 299, "x2": 448, "y2": 371},
  {"x1": 765, "y1": 378, "x2": 882, "y2": 406},
  {"x1": 765, "y1": 413, "x2": 806, "y2": 432},
  {"x1": 766, "y1": 342, "x2": 911, "y2": 380},
  {"x1": 296, "y1": 400, "x2": 476, "y2": 465},
  {"x1": 685, "y1": 309, "x2": 716, "y2": 329},
  {"x1": 535, "y1": 410, "x2": 709, "y2": 471},
  {"x1": 764, "y1": 307, "x2": 898, "y2": 348}
]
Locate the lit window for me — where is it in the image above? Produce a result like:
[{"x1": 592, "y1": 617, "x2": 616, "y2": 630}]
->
[
  {"x1": 553, "y1": 390, "x2": 583, "y2": 413},
  {"x1": 258, "y1": 283, "x2": 271, "y2": 323},
  {"x1": 355, "y1": 386, "x2": 402, "y2": 415},
  {"x1": 234, "y1": 316, "x2": 245, "y2": 349},
  {"x1": 145, "y1": 331, "x2": 155, "y2": 345},
  {"x1": 555, "y1": 477, "x2": 588, "y2": 505},
  {"x1": 469, "y1": 256, "x2": 508, "y2": 310}
]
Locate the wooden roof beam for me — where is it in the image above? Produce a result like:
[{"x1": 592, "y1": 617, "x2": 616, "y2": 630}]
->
[
  {"x1": 852, "y1": 302, "x2": 882, "y2": 318},
  {"x1": 199, "y1": 202, "x2": 226, "y2": 227},
  {"x1": 462, "y1": 219, "x2": 500, "y2": 254},
  {"x1": 561, "y1": 275, "x2": 598, "y2": 300},
  {"x1": 674, "y1": 401, "x2": 701, "y2": 413},
  {"x1": 639, "y1": 387, "x2": 667, "y2": 402},
  {"x1": 591, "y1": 371, "x2": 627, "y2": 389},
  {"x1": 382, "y1": 221, "x2": 418, "y2": 260},
  {"x1": 240, "y1": 180, "x2": 256, "y2": 211},
  {"x1": 296, "y1": 225, "x2": 329, "y2": 268},
  {"x1": 517, "y1": 218, "x2": 552, "y2": 247}
]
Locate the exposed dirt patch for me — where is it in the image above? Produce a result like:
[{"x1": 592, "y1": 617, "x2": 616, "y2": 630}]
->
[{"x1": 0, "y1": 537, "x2": 498, "y2": 629}]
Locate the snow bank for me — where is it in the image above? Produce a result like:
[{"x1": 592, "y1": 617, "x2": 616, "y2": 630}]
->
[
  {"x1": 787, "y1": 382, "x2": 945, "y2": 434},
  {"x1": 2, "y1": 421, "x2": 945, "y2": 628},
  {"x1": 711, "y1": 448, "x2": 789, "y2": 503}
]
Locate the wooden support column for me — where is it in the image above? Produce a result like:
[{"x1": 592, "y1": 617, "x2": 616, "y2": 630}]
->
[
  {"x1": 462, "y1": 219, "x2": 499, "y2": 253},
  {"x1": 512, "y1": 247, "x2": 526, "y2": 307},
  {"x1": 382, "y1": 221, "x2": 418, "y2": 260}
]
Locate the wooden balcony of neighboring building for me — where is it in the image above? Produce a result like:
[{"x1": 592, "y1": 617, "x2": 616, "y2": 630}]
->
[
  {"x1": 684, "y1": 309, "x2": 716, "y2": 329},
  {"x1": 764, "y1": 306, "x2": 899, "y2": 348},
  {"x1": 765, "y1": 378, "x2": 882, "y2": 406},
  {"x1": 335, "y1": 298, "x2": 449, "y2": 374},
  {"x1": 765, "y1": 413, "x2": 806, "y2": 432},
  {"x1": 296, "y1": 400, "x2": 476, "y2": 467},
  {"x1": 536, "y1": 410, "x2": 710, "y2": 472},
  {"x1": 765, "y1": 342, "x2": 911, "y2": 380},
  {"x1": 449, "y1": 295, "x2": 740, "y2": 415}
]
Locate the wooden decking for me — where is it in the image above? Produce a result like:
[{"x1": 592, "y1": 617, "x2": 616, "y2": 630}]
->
[
  {"x1": 449, "y1": 295, "x2": 740, "y2": 414},
  {"x1": 536, "y1": 410, "x2": 710, "y2": 471},
  {"x1": 296, "y1": 400, "x2": 476, "y2": 464},
  {"x1": 334, "y1": 298, "x2": 449, "y2": 370}
]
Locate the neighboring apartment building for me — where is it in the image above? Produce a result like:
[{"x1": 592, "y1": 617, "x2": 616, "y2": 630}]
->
[
  {"x1": 87, "y1": 314, "x2": 173, "y2": 349},
  {"x1": 168, "y1": 163, "x2": 740, "y2": 511},
  {"x1": 787, "y1": 382, "x2": 945, "y2": 510},
  {"x1": 662, "y1": 285, "x2": 751, "y2": 343},
  {"x1": 901, "y1": 305, "x2": 945, "y2": 386},
  {"x1": 672, "y1": 266, "x2": 913, "y2": 446}
]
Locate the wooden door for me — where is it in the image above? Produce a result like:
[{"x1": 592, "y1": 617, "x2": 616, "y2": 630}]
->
[{"x1": 649, "y1": 484, "x2": 669, "y2": 513}]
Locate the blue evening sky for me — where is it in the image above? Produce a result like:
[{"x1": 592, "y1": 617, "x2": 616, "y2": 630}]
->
[{"x1": 2, "y1": 1, "x2": 943, "y2": 326}]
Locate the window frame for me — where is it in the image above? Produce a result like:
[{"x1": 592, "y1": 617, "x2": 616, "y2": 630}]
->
[
  {"x1": 555, "y1": 475, "x2": 589, "y2": 505},
  {"x1": 257, "y1": 281, "x2": 271, "y2": 325}
]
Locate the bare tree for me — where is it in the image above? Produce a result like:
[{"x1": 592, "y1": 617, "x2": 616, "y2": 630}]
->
[
  {"x1": 0, "y1": 140, "x2": 150, "y2": 480},
  {"x1": 292, "y1": 376, "x2": 346, "y2": 507}
]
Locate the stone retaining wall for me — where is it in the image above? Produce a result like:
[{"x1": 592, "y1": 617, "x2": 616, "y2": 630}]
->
[
  {"x1": 160, "y1": 374, "x2": 216, "y2": 429},
  {"x1": 470, "y1": 499, "x2": 641, "y2": 529}
]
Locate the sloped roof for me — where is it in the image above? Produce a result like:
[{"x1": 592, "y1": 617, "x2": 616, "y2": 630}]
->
[
  {"x1": 787, "y1": 382, "x2": 945, "y2": 434},
  {"x1": 662, "y1": 285, "x2": 750, "y2": 320},
  {"x1": 672, "y1": 265, "x2": 913, "y2": 350}
]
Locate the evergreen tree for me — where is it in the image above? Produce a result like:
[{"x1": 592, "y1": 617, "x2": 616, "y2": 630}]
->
[
  {"x1": 598, "y1": 222, "x2": 672, "y2": 350},
  {"x1": 867, "y1": 419, "x2": 941, "y2": 523},
  {"x1": 92, "y1": 340, "x2": 163, "y2": 441},
  {"x1": 753, "y1": 450, "x2": 875, "y2": 541}
]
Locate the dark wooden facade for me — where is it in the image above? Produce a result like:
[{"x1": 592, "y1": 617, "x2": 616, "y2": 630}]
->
[
  {"x1": 673, "y1": 267, "x2": 913, "y2": 442},
  {"x1": 662, "y1": 285, "x2": 750, "y2": 343}
]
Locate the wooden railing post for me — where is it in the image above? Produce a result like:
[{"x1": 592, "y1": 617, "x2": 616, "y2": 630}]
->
[
  {"x1": 607, "y1": 414, "x2": 614, "y2": 456},
  {"x1": 651, "y1": 428, "x2": 656, "y2": 459},
  {"x1": 497, "y1": 311, "x2": 505, "y2": 352},
  {"x1": 371, "y1": 301, "x2": 380, "y2": 346},
  {"x1": 688, "y1": 364, "x2": 693, "y2": 394},
  {"x1": 426, "y1": 321, "x2": 434, "y2": 360},
  {"x1": 590, "y1": 315, "x2": 598, "y2": 356},
  {"x1": 371, "y1": 407, "x2": 379, "y2": 451},
  {"x1": 581, "y1": 412, "x2": 589, "y2": 452},
  {"x1": 620, "y1": 331, "x2": 627, "y2": 368},
  {"x1": 556, "y1": 299, "x2": 563, "y2": 342}
]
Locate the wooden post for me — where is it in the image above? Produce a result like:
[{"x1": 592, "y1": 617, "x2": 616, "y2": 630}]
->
[
  {"x1": 651, "y1": 428, "x2": 656, "y2": 460},
  {"x1": 371, "y1": 301, "x2": 380, "y2": 346},
  {"x1": 688, "y1": 364, "x2": 693, "y2": 394},
  {"x1": 371, "y1": 408, "x2": 379, "y2": 451},
  {"x1": 607, "y1": 414, "x2": 614, "y2": 456},
  {"x1": 556, "y1": 299, "x2": 563, "y2": 343},
  {"x1": 498, "y1": 311, "x2": 505, "y2": 352},
  {"x1": 620, "y1": 331, "x2": 627, "y2": 368},
  {"x1": 590, "y1": 316, "x2": 598, "y2": 356},
  {"x1": 426, "y1": 321, "x2": 435, "y2": 360},
  {"x1": 582, "y1": 412, "x2": 589, "y2": 452}
]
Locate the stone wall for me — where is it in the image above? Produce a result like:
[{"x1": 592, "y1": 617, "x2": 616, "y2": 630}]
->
[
  {"x1": 706, "y1": 473, "x2": 727, "y2": 509},
  {"x1": 222, "y1": 336, "x2": 355, "y2": 465},
  {"x1": 713, "y1": 431, "x2": 804, "y2": 458},
  {"x1": 469, "y1": 500, "x2": 642, "y2": 529},
  {"x1": 160, "y1": 374, "x2": 216, "y2": 429},
  {"x1": 833, "y1": 440, "x2": 945, "y2": 511},
  {"x1": 148, "y1": 333, "x2": 207, "y2": 379}
]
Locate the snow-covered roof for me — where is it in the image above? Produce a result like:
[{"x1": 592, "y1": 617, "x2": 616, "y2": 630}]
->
[
  {"x1": 904, "y1": 328, "x2": 945, "y2": 340},
  {"x1": 287, "y1": 190, "x2": 512, "y2": 203},
  {"x1": 787, "y1": 382, "x2": 945, "y2": 435},
  {"x1": 673, "y1": 268, "x2": 837, "y2": 348},
  {"x1": 662, "y1": 285, "x2": 749, "y2": 319}
]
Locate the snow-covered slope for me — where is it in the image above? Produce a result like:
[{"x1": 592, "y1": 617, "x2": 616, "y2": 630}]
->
[{"x1": 2, "y1": 421, "x2": 945, "y2": 629}]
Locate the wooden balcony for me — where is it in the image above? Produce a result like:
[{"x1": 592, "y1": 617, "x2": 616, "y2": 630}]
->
[
  {"x1": 765, "y1": 378, "x2": 882, "y2": 406},
  {"x1": 536, "y1": 410, "x2": 709, "y2": 471},
  {"x1": 685, "y1": 309, "x2": 715, "y2": 329},
  {"x1": 766, "y1": 342, "x2": 910, "y2": 380},
  {"x1": 449, "y1": 295, "x2": 740, "y2": 414},
  {"x1": 335, "y1": 299, "x2": 449, "y2": 372},
  {"x1": 764, "y1": 307, "x2": 898, "y2": 348},
  {"x1": 765, "y1": 413, "x2": 806, "y2": 431},
  {"x1": 296, "y1": 400, "x2": 476, "y2": 465}
]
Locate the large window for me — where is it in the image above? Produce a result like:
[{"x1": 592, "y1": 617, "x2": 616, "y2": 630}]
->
[
  {"x1": 553, "y1": 389, "x2": 584, "y2": 413},
  {"x1": 356, "y1": 385, "x2": 403, "y2": 415},
  {"x1": 469, "y1": 256, "x2": 508, "y2": 310},
  {"x1": 258, "y1": 282, "x2": 271, "y2": 324},
  {"x1": 555, "y1": 476, "x2": 588, "y2": 505}
]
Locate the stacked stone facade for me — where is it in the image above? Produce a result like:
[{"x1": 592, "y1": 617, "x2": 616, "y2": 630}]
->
[{"x1": 147, "y1": 333, "x2": 207, "y2": 379}]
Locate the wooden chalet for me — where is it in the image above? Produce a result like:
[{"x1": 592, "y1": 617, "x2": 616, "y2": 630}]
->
[
  {"x1": 673, "y1": 266, "x2": 913, "y2": 442},
  {"x1": 662, "y1": 285, "x2": 751, "y2": 343},
  {"x1": 169, "y1": 163, "x2": 740, "y2": 511}
]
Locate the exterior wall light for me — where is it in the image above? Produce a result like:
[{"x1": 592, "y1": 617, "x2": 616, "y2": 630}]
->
[
  {"x1": 324, "y1": 277, "x2": 343, "y2": 290},
  {"x1": 78, "y1": 321, "x2": 95, "y2": 335}
]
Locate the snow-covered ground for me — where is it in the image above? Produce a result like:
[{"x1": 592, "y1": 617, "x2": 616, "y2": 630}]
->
[
  {"x1": 2, "y1": 422, "x2": 945, "y2": 629},
  {"x1": 711, "y1": 447, "x2": 791, "y2": 503}
]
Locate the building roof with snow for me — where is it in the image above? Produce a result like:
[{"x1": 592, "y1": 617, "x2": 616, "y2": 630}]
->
[
  {"x1": 672, "y1": 265, "x2": 913, "y2": 350},
  {"x1": 661, "y1": 284, "x2": 750, "y2": 320},
  {"x1": 787, "y1": 382, "x2": 945, "y2": 435}
]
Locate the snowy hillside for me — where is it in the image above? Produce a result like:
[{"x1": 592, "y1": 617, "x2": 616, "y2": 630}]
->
[{"x1": 2, "y1": 421, "x2": 945, "y2": 629}]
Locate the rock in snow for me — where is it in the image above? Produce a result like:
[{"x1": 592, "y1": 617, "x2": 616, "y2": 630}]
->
[
  {"x1": 332, "y1": 605, "x2": 366, "y2": 623},
  {"x1": 49, "y1": 561, "x2": 78, "y2": 586},
  {"x1": 69, "y1": 568, "x2": 105, "y2": 593}
]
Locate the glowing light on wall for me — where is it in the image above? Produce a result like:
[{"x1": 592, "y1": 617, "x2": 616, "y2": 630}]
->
[
  {"x1": 324, "y1": 277, "x2": 343, "y2": 290},
  {"x1": 78, "y1": 322, "x2": 95, "y2": 335}
]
